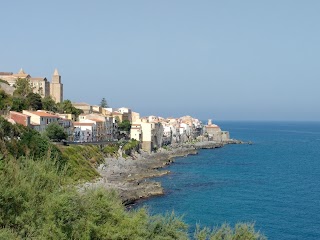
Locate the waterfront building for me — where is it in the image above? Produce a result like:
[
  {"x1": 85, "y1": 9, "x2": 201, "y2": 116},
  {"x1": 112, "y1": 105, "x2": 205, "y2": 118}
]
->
[
  {"x1": 204, "y1": 119, "x2": 230, "y2": 142},
  {"x1": 130, "y1": 117, "x2": 164, "y2": 153},
  {"x1": 130, "y1": 124, "x2": 142, "y2": 141}
]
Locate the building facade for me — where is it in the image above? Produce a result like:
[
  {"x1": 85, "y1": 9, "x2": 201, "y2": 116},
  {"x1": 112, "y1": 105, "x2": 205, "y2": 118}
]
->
[
  {"x1": 22, "y1": 110, "x2": 60, "y2": 133},
  {"x1": 0, "y1": 68, "x2": 63, "y2": 102},
  {"x1": 50, "y1": 69, "x2": 63, "y2": 103}
]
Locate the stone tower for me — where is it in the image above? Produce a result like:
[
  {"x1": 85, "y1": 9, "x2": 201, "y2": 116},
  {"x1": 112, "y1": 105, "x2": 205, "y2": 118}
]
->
[{"x1": 50, "y1": 69, "x2": 63, "y2": 103}]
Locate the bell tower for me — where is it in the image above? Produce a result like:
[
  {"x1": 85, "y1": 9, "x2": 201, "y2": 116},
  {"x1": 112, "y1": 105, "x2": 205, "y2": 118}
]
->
[{"x1": 50, "y1": 68, "x2": 63, "y2": 103}]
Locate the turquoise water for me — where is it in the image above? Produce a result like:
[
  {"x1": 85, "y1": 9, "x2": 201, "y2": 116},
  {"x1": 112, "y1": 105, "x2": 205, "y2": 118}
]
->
[{"x1": 136, "y1": 122, "x2": 320, "y2": 239}]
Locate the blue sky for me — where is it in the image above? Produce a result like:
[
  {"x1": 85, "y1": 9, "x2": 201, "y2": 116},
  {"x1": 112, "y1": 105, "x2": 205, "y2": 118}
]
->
[{"x1": 1, "y1": 1, "x2": 319, "y2": 120}]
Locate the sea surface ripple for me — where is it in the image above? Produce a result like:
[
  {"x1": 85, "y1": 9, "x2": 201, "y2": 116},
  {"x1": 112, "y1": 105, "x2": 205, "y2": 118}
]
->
[{"x1": 136, "y1": 122, "x2": 320, "y2": 239}]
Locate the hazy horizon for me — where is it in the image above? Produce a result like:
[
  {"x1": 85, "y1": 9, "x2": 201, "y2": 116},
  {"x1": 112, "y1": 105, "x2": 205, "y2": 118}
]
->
[{"x1": 1, "y1": 1, "x2": 319, "y2": 121}]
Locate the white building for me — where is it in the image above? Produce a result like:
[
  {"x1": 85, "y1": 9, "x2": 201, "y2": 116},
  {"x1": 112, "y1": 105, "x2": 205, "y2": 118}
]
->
[
  {"x1": 73, "y1": 122, "x2": 96, "y2": 142},
  {"x1": 130, "y1": 118, "x2": 164, "y2": 153}
]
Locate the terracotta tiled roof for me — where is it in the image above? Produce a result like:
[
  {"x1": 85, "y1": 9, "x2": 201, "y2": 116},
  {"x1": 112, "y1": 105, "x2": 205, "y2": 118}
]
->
[
  {"x1": 10, "y1": 111, "x2": 28, "y2": 117},
  {"x1": 74, "y1": 122, "x2": 94, "y2": 126},
  {"x1": 29, "y1": 111, "x2": 59, "y2": 118}
]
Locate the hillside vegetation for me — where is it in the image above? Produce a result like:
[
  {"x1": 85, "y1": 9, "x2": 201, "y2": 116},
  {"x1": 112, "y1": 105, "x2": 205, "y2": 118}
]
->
[{"x1": 0, "y1": 117, "x2": 266, "y2": 239}]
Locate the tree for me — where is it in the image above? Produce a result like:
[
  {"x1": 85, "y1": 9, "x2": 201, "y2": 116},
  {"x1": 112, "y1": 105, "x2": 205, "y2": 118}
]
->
[
  {"x1": 100, "y1": 98, "x2": 108, "y2": 108},
  {"x1": 57, "y1": 100, "x2": 83, "y2": 118},
  {"x1": 26, "y1": 92, "x2": 42, "y2": 110},
  {"x1": 13, "y1": 78, "x2": 34, "y2": 97},
  {"x1": 118, "y1": 120, "x2": 131, "y2": 132},
  {"x1": 42, "y1": 96, "x2": 57, "y2": 112},
  {"x1": 44, "y1": 122, "x2": 67, "y2": 141},
  {"x1": 10, "y1": 97, "x2": 27, "y2": 112},
  {"x1": 0, "y1": 89, "x2": 12, "y2": 110}
]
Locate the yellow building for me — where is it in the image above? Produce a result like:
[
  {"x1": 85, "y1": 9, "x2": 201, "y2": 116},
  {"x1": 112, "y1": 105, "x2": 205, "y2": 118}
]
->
[
  {"x1": 50, "y1": 69, "x2": 63, "y2": 103},
  {"x1": 0, "y1": 68, "x2": 63, "y2": 102}
]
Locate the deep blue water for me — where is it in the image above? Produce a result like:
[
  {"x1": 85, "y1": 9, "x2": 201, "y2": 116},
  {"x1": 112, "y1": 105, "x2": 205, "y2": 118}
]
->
[{"x1": 136, "y1": 122, "x2": 320, "y2": 239}]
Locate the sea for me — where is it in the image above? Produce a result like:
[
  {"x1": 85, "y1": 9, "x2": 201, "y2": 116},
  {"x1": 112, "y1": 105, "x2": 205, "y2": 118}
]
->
[{"x1": 135, "y1": 122, "x2": 320, "y2": 239}]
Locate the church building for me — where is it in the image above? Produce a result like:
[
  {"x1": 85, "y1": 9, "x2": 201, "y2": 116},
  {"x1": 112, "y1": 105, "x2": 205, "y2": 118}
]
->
[{"x1": 0, "y1": 68, "x2": 63, "y2": 103}]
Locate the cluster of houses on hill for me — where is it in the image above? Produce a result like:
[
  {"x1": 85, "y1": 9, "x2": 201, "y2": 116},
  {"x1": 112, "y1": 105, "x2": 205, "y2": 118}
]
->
[
  {"x1": 1, "y1": 68, "x2": 230, "y2": 153},
  {"x1": 7, "y1": 104, "x2": 230, "y2": 153},
  {"x1": 7, "y1": 105, "x2": 124, "y2": 143}
]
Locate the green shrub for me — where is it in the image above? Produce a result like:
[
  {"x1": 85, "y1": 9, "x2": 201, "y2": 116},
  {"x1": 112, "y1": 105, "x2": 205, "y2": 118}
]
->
[
  {"x1": 194, "y1": 223, "x2": 266, "y2": 240},
  {"x1": 60, "y1": 145, "x2": 103, "y2": 182},
  {"x1": 44, "y1": 122, "x2": 67, "y2": 141},
  {"x1": 0, "y1": 228, "x2": 20, "y2": 240},
  {"x1": 122, "y1": 139, "x2": 140, "y2": 156},
  {"x1": 146, "y1": 212, "x2": 189, "y2": 240},
  {"x1": 0, "y1": 117, "x2": 66, "y2": 167},
  {"x1": 103, "y1": 144, "x2": 120, "y2": 156},
  {"x1": 0, "y1": 156, "x2": 188, "y2": 239},
  {"x1": 122, "y1": 139, "x2": 139, "y2": 151}
]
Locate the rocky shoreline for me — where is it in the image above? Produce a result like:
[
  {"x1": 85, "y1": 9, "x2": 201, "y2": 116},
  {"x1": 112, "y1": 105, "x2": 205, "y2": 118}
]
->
[{"x1": 81, "y1": 140, "x2": 244, "y2": 205}]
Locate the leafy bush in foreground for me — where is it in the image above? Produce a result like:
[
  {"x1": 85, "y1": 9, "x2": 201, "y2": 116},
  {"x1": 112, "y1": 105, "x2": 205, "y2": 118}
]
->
[
  {"x1": 194, "y1": 223, "x2": 266, "y2": 240},
  {"x1": 0, "y1": 156, "x2": 185, "y2": 239}
]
